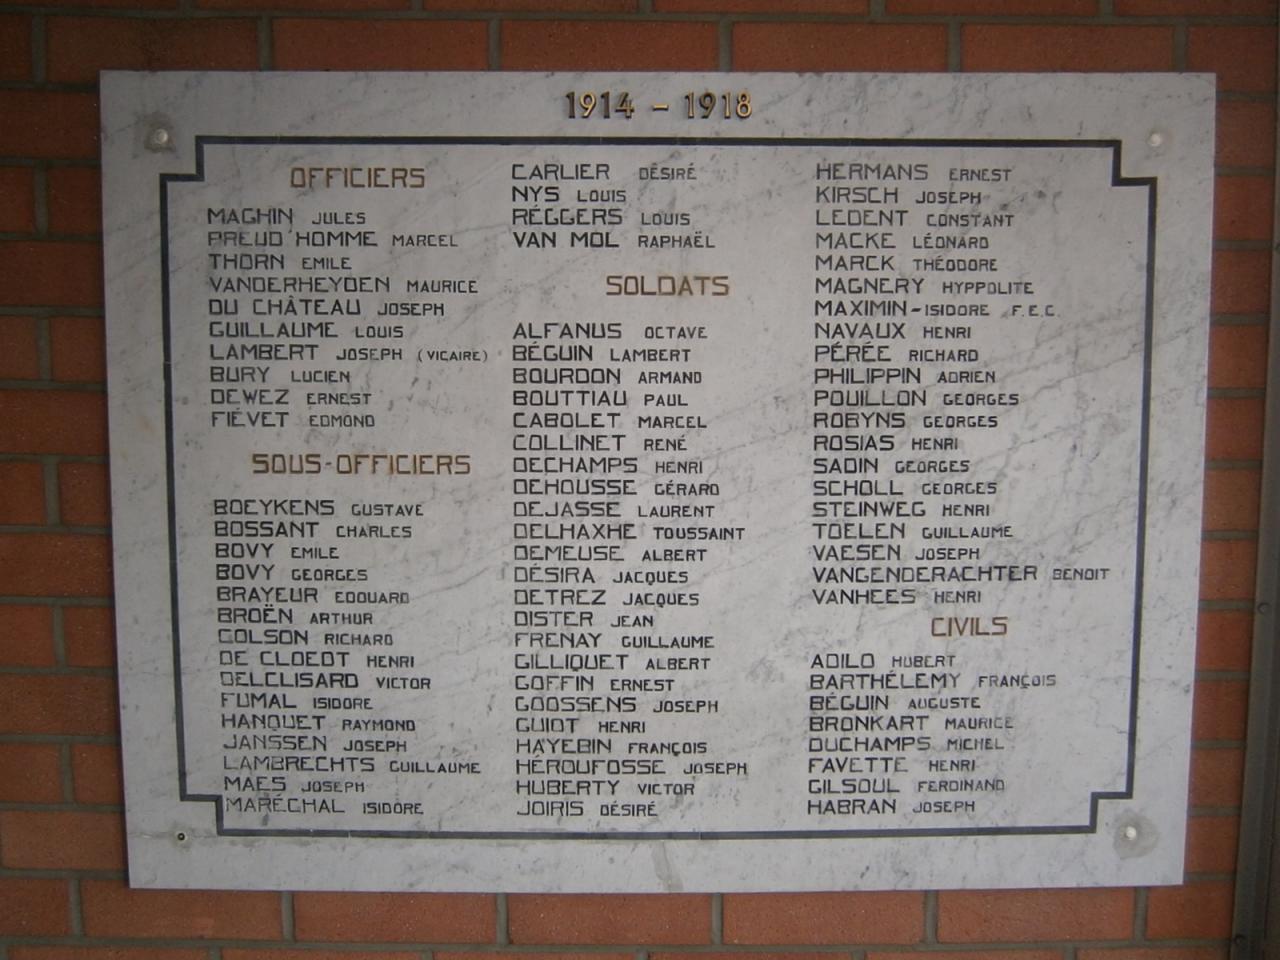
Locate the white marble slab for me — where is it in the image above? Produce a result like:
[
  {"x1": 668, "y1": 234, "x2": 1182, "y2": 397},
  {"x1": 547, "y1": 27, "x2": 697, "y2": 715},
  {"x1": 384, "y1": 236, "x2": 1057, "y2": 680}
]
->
[{"x1": 102, "y1": 72, "x2": 1214, "y2": 891}]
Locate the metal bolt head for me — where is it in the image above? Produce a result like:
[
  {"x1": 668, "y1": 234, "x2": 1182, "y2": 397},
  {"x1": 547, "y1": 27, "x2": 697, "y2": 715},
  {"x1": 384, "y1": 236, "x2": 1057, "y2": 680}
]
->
[
  {"x1": 146, "y1": 126, "x2": 173, "y2": 152},
  {"x1": 1114, "y1": 815, "x2": 1157, "y2": 858}
]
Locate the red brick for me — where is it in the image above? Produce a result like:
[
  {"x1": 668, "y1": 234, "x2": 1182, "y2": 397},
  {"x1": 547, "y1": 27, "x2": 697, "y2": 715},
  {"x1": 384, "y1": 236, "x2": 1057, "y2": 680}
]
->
[
  {"x1": 0, "y1": 14, "x2": 31, "y2": 80},
  {"x1": 229, "y1": 952, "x2": 422, "y2": 960},
  {"x1": 0, "y1": 460, "x2": 45, "y2": 524},
  {"x1": 735, "y1": 23, "x2": 946, "y2": 71},
  {"x1": 1146, "y1": 879, "x2": 1234, "y2": 938},
  {"x1": 435, "y1": 0, "x2": 631, "y2": 11},
  {"x1": 1185, "y1": 815, "x2": 1239, "y2": 873},
  {"x1": 0, "y1": 810, "x2": 125, "y2": 869},
  {"x1": 657, "y1": 953, "x2": 838, "y2": 960},
  {"x1": 14, "y1": 950, "x2": 208, "y2": 960},
  {"x1": 0, "y1": 316, "x2": 40, "y2": 379},
  {"x1": 962, "y1": 25, "x2": 1173, "y2": 71},
  {"x1": 1193, "y1": 678, "x2": 1248, "y2": 741},
  {"x1": 82, "y1": 880, "x2": 283, "y2": 939},
  {"x1": 0, "y1": 92, "x2": 99, "y2": 160},
  {"x1": 509, "y1": 894, "x2": 711, "y2": 945},
  {"x1": 0, "y1": 166, "x2": 36, "y2": 232},
  {"x1": 891, "y1": 0, "x2": 1094, "y2": 11},
  {"x1": 1080, "y1": 949, "x2": 1227, "y2": 960},
  {"x1": 64, "y1": 603, "x2": 116, "y2": 666},
  {"x1": 50, "y1": 315, "x2": 107, "y2": 383},
  {"x1": 0, "y1": 240, "x2": 102, "y2": 307},
  {"x1": 48, "y1": 166, "x2": 103, "y2": 235},
  {"x1": 0, "y1": 531, "x2": 112, "y2": 596},
  {"x1": 52, "y1": 309, "x2": 106, "y2": 382},
  {"x1": 202, "y1": 0, "x2": 404, "y2": 9},
  {"x1": 1202, "y1": 468, "x2": 1261, "y2": 531},
  {"x1": 658, "y1": 0, "x2": 859, "y2": 13},
  {"x1": 1209, "y1": 324, "x2": 1268, "y2": 389},
  {"x1": 0, "y1": 742, "x2": 63, "y2": 802},
  {"x1": 1189, "y1": 25, "x2": 1277, "y2": 94},
  {"x1": 0, "y1": 390, "x2": 108, "y2": 455},
  {"x1": 274, "y1": 19, "x2": 487, "y2": 69},
  {"x1": 1197, "y1": 609, "x2": 1252, "y2": 672},
  {"x1": 1199, "y1": 538, "x2": 1258, "y2": 601},
  {"x1": 1117, "y1": 0, "x2": 1272, "y2": 11},
  {"x1": 937, "y1": 889, "x2": 1134, "y2": 942},
  {"x1": 725, "y1": 893, "x2": 922, "y2": 945},
  {"x1": 874, "y1": 953, "x2": 1059, "y2": 960},
  {"x1": 293, "y1": 892, "x2": 495, "y2": 943},
  {"x1": 1218, "y1": 101, "x2": 1276, "y2": 169},
  {"x1": 0, "y1": 673, "x2": 117, "y2": 734},
  {"x1": 1205, "y1": 396, "x2": 1265, "y2": 461},
  {"x1": 1189, "y1": 747, "x2": 1244, "y2": 807},
  {"x1": 60, "y1": 461, "x2": 112, "y2": 528},
  {"x1": 0, "y1": 603, "x2": 54, "y2": 665},
  {"x1": 1215, "y1": 175, "x2": 1274, "y2": 241},
  {"x1": 1212, "y1": 248, "x2": 1271, "y2": 315},
  {"x1": 0, "y1": 0, "x2": 175, "y2": 7},
  {"x1": 47, "y1": 16, "x2": 258, "y2": 82},
  {"x1": 73, "y1": 741, "x2": 125, "y2": 804},
  {"x1": 446, "y1": 952, "x2": 630, "y2": 960},
  {"x1": 502, "y1": 21, "x2": 718, "y2": 70},
  {"x1": 0, "y1": 878, "x2": 71, "y2": 935}
]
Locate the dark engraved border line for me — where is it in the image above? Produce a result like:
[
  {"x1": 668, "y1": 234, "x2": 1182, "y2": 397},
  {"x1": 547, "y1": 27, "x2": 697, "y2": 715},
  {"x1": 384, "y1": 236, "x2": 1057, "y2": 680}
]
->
[
  {"x1": 161, "y1": 165, "x2": 213, "y2": 804},
  {"x1": 197, "y1": 135, "x2": 1123, "y2": 149},
  {"x1": 161, "y1": 135, "x2": 1155, "y2": 841},
  {"x1": 1124, "y1": 169, "x2": 1159, "y2": 806}
]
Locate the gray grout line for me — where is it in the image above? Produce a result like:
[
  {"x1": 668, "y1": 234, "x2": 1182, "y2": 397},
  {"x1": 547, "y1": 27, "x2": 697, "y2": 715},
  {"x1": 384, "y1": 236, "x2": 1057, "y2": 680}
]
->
[
  {"x1": 32, "y1": 164, "x2": 49, "y2": 236},
  {"x1": 58, "y1": 740, "x2": 74, "y2": 803},
  {"x1": 68, "y1": 874, "x2": 84, "y2": 937},
  {"x1": 1133, "y1": 886, "x2": 1149, "y2": 941},
  {"x1": 51, "y1": 602, "x2": 65, "y2": 666},
  {"x1": 43, "y1": 454, "x2": 60, "y2": 526},
  {"x1": 29, "y1": 13, "x2": 45, "y2": 85},
  {"x1": 258, "y1": 15, "x2": 273, "y2": 70},
  {"x1": 497, "y1": 892, "x2": 510, "y2": 945},
  {"x1": 34, "y1": 314, "x2": 52, "y2": 381},
  {"x1": 1173, "y1": 19, "x2": 1188, "y2": 71}
]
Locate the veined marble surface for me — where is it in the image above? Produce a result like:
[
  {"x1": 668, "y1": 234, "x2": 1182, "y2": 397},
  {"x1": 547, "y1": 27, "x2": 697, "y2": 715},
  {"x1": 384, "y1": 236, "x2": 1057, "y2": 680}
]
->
[{"x1": 102, "y1": 71, "x2": 1213, "y2": 892}]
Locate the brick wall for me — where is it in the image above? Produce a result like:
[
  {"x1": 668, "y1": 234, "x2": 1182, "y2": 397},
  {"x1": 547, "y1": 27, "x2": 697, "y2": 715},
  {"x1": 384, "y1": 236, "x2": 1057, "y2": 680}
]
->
[{"x1": 0, "y1": 0, "x2": 1274, "y2": 955}]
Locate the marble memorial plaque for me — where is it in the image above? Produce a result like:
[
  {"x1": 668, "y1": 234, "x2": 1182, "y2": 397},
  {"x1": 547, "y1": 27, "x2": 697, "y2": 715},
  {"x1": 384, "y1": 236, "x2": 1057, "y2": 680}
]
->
[{"x1": 102, "y1": 72, "x2": 1214, "y2": 891}]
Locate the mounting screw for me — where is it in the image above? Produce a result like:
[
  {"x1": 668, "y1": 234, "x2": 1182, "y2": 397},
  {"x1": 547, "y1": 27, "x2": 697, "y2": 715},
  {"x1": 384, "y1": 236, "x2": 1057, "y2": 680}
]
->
[
  {"x1": 1147, "y1": 130, "x2": 1166, "y2": 149},
  {"x1": 1123, "y1": 825, "x2": 1139, "y2": 841},
  {"x1": 175, "y1": 830, "x2": 188, "y2": 843},
  {"x1": 146, "y1": 126, "x2": 173, "y2": 152}
]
